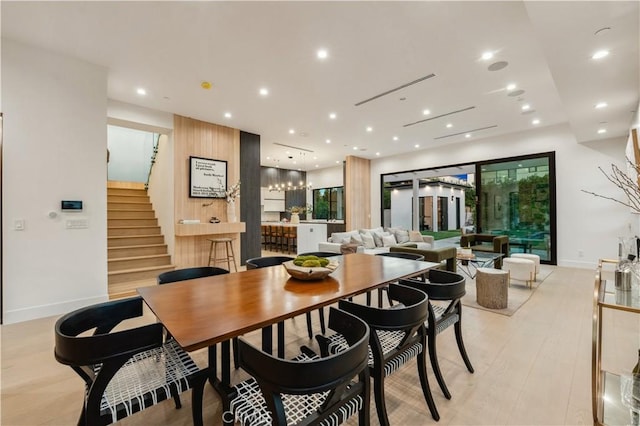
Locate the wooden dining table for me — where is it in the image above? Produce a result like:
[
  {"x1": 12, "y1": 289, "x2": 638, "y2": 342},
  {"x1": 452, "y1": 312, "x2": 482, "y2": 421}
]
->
[{"x1": 138, "y1": 253, "x2": 439, "y2": 421}]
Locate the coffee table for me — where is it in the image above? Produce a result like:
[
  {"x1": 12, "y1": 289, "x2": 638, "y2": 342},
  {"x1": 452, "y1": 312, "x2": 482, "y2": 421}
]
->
[{"x1": 456, "y1": 251, "x2": 505, "y2": 279}]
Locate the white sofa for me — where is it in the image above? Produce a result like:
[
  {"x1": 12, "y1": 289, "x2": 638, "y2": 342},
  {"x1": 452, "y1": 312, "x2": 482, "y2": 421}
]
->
[{"x1": 318, "y1": 227, "x2": 434, "y2": 254}]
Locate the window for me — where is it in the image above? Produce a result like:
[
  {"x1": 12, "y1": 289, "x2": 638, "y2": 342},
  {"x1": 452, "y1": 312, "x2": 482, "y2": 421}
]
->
[{"x1": 312, "y1": 187, "x2": 344, "y2": 220}]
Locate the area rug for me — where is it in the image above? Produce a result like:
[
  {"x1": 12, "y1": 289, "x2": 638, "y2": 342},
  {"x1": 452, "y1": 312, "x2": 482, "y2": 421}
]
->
[{"x1": 460, "y1": 266, "x2": 554, "y2": 316}]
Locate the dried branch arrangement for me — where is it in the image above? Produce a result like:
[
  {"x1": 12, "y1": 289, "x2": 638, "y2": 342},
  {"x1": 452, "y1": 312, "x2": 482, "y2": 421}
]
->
[{"x1": 582, "y1": 158, "x2": 640, "y2": 214}]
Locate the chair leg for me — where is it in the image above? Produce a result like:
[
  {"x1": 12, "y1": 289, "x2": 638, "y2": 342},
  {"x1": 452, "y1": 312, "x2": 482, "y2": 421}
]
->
[
  {"x1": 454, "y1": 320, "x2": 474, "y2": 373},
  {"x1": 417, "y1": 348, "x2": 440, "y2": 421},
  {"x1": 428, "y1": 331, "x2": 451, "y2": 399},
  {"x1": 318, "y1": 308, "x2": 326, "y2": 335},
  {"x1": 189, "y1": 369, "x2": 207, "y2": 426},
  {"x1": 373, "y1": 370, "x2": 391, "y2": 426},
  {"x1": 232, "y1": 337, "x2": 239, "y2": 369},
  {"x1": 306, "y1": 313, "x2": 314, "y2": 339}
]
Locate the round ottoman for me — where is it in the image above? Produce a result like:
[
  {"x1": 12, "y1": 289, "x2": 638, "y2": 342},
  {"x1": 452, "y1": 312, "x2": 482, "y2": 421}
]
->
[
  {"x1": 502, "y1": 257, "x2": 536, "y2": 288},
  {"x1": 511, "y1": 253, "x2": 540, "y2": 280},
  {"x1": 476, "y1": 267, "x2": 509, "y2": 309}
]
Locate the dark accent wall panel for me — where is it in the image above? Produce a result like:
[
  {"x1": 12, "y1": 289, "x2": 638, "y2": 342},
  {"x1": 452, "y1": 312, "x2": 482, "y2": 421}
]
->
[{"x1": 240, "y1": 131, "x2": 261, "y2": 263}]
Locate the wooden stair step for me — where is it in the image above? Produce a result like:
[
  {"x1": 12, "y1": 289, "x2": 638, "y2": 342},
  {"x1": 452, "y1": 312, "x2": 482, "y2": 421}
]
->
[
  {"x1": 108, "y1": 278, "x2": 158, "y2": 300},
  {"x1": 108, "y1": 235, "x2": 165, "y2": 247},
  {"x1": 108, "y1": 226, "x2": 161, "y2": 236},
  {"x1": 108, "y1": 195, "x2": 150, "y2": 203},
  {"x1": 108, "y1": 254, "x2": 172, "y2": 271},
  {"x1": 107, "y1": 188, "x2": 148, "y2": 196},
  {"x1": 108, "y1": 265, "x2": 176, "y2": 285},
  {"x1": 108, "y1": 210, "x2": 156, "y2": 219},
  {"x1": 108, "y1": 244, "x2": 168, "y2": 258},
  {"x1": 108, "y1": 218, "x2": 158, "y2": 227},
  {"x1": 108, "y1": 202, "x2": 153, "y2": 211}
]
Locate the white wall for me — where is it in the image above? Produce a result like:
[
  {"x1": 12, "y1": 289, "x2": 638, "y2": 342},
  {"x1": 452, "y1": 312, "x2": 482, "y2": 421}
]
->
[
  {"x1": 371, "y1": 123, "x2": 629, "y2": 269},
  {"x1": 107, "y1": 125, "x2": 156, "y2": 182},
  {"x1": 2, "y1": 40, "x2": 108, "y2": 323}
]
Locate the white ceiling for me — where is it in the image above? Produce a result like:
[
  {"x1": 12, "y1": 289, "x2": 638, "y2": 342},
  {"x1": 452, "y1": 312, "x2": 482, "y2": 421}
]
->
[{"x1": 2, "y1": 1, "x2": 638, "y2": 172}]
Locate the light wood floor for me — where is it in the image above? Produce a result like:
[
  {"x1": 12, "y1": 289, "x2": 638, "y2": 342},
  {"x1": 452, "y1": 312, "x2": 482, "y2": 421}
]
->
[{"x1": 1, "y1": 264, "x2": 600, "y2": 425}]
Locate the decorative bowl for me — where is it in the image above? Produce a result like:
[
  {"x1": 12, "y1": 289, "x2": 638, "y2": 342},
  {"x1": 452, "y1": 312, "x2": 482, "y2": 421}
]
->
[{"x1": 282, "y1": 260, "x2": 340, "y2": 281}]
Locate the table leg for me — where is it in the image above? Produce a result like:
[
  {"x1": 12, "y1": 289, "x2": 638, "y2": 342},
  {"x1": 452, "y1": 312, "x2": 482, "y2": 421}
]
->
[{"x1": 262, "y1": 325, "x2": 273, "y2": 354}]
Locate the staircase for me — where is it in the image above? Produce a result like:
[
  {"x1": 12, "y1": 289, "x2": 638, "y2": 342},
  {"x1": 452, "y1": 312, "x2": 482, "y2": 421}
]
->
[{"x1": 107, "y1": 185, "x2": 174, "y2": 298}]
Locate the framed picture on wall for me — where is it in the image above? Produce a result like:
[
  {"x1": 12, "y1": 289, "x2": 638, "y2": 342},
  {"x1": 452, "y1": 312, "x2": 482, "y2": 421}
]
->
[{"x1": 189, "y1": 156, "x2": 227, "y2": 198}]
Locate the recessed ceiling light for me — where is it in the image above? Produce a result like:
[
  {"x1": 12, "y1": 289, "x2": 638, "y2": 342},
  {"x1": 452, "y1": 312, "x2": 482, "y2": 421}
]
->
[
  {"x1": 414, "y1": 144, "x2": 420, "y2": 148},
  {"x1": 317, "y1": 49, "x2": 328, "y2": 59},
  {"x1": 506, "y1": 83, "x2": 516, "y2": 91},
  {"x1": 326, "y1": 139, "x2": 331, "y2": 144},
  {"x1": 315, "y1": 164, "x2": 319, "y2": 168},
  {"x1": 136, "y1": 88, "x2": 146, "y2": 95},
  {"x1": 592, "y1": 50, "x2": 609, "y2": 60},
  {"x1": 393, "y1": 136, "x2": 398, "y2": 141},
  {"x1": 481, "y1": 51, "x2": 494, "y2": 60},
  {"x1": 329, "y1": 112, "x2": 337, "y2": 119},
  {"x1": 597, "y1": 128, "x2": 607, "y2": 134},
  {"x1": 289, "y1": 129, "x2": 295, "y2": 134},
  {"x1": 422, "y1": 109, "x2": 431, "y2": 116},
  {"x1": 366, "y1": 127, "x2": 373, "y2": 132},
  {"x1": 446, "y1": 123, "x2": 453, "y2": 128},
  {"x1": 521, "y1": 104, "x2": 531, "y2": 111},
  {"x1": 465, "y1": 134, "x2": 471, "y2": 138},
  {"x1": 266, "y1": 156, "x2": 270, "y2": 160},
  {"x1": 353, "y1": 146, "x2": 358, "y2": 150},
  {"x1": 259, "y1": 88, "x2": 269, "y2": 96},
  {"x1": 376, "y1": 152, "x2": 380, "y2": 156},
  {"x1": 532, "y1": 119, "x2": 540, "y2": 125},
  {"x1": 336, "y1": 160, "x2": 340, "y2": 164},
  {"x1": 595, "y1": 102, "x2": 608, "y2": 109},
  {"x1": 224, "y1": 112, "x2": 232, "y2": 119}
]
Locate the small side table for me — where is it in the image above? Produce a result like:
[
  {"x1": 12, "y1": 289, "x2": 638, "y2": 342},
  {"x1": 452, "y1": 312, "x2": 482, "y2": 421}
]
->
[
  {"x1": 207, "y1": 238, "x2": 237, "y2": 272},
  {"x1": 476, "y1": 267, "x2": 508, "y2": 309}
]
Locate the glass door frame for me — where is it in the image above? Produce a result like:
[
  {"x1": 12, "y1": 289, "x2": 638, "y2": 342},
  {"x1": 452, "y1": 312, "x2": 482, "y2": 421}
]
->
[{"x1": 475, "y1": 151, "x2": 557, "y2": 265}]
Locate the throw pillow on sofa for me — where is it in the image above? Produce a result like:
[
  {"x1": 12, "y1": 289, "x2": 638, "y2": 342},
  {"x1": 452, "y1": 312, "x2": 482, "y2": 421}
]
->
[
  {"x1": 361, "y1": 233, "x2": 376, "y2": 249},
  {"x1": 371, "y1": 231, "x2": 392, "y2": 247},
  {"x1": 382, "y1": 234, "x2": 398, "y2": 247},
  {"x1": 409, "y1": 230, "x2": 424, "y2": 242},
  {"x1": 350, "y1": 234, "x2": 364, "y2": 246},
  {"x1": 394, "y1": 229, "x2": 410, "y2": 243}
]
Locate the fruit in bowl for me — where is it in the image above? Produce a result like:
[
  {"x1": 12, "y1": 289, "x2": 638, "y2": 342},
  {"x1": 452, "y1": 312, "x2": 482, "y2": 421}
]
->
[{"x1": 283, "y1": 256, "x2": 339, "y2": 281}]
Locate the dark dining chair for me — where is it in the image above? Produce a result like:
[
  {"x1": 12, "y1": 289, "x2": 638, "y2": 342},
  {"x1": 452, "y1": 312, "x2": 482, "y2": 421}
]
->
[
  {"x1": 54, "y1": 296, "x2": 207, "y2": 426},
  {"x1": 157, "y1": 266, "x2": 229, "y2": 284},
  {"x1": 230, "y1": 307, "x2": 371, "y2": 425},
  {"x1": 317, "y1": 283, "x2": 440, "y2": 425},
  {"x1": 400, "y1": 269, "x2": 474, "y2": 400}
]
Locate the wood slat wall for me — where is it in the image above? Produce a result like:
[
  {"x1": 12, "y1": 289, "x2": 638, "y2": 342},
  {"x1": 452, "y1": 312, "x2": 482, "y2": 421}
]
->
[
  {"x1": 173, "y1": 115, "x2": 241, "y2": 268},
  {"x1": 345, "y1": 155, "x2": 371, "y2": 230}
]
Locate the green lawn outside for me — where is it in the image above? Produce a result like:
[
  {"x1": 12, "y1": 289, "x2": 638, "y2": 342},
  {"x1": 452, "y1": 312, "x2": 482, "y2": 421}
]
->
[{"x1": 421, "y1": 230, "x2": 462, "y2": 240}]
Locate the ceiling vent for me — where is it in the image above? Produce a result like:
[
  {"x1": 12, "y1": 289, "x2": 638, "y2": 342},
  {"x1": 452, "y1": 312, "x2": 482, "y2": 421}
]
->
[
  {"x1": 355, "y1": 73, "x2": 436, "y2": 106},
  {"x1": 434, "y1": 125, "x2": 498, "y2": 140},
  {"x1": 273, "y1": 142, "x2": 314, "y2": 153},
  {"x1": 403, "y1": 106, "x2": 476, "y2": 128}
]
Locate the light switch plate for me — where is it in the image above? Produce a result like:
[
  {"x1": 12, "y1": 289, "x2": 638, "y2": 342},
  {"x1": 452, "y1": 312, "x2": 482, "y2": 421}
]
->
[
  {"x1": 66, "y1": 218, "x2": 89, "y2": 229},
  {"x1": 14, "y1": 219, "x2": 25, "y2": 231}
]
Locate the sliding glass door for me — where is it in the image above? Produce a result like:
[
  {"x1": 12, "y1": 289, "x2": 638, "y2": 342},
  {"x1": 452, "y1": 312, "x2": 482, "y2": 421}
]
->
[{"x1": 476, "y1": 152, "x2": 556, "y2": 264}]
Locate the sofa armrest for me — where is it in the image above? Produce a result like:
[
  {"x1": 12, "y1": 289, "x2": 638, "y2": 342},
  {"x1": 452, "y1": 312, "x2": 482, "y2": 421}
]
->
[
  {"x1": 421, "y1": 235, "x2": 435, "y2": 245},
  {"x1": 318, "y1": 242, "x2": 342, "y2": 254}
]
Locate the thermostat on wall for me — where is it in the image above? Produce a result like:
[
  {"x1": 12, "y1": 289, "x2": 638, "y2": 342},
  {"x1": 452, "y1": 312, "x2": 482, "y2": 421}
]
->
[{"x1": 61, "y1": 200, "x2": 83, "y2": 211}]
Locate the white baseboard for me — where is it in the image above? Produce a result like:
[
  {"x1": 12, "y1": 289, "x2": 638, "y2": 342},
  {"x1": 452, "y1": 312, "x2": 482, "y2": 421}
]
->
[{"x1": 3, "y1": 295, "x2": 109, "y2": 324}]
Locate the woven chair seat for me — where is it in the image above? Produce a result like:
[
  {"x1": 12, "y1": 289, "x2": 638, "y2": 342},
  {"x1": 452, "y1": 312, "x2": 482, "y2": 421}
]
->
[
  {"x1": 323, "y1": 330, "x2": 423, "y2": 377},
  {"x1": 95, "y1": 338, "x2": 200, "y2": 423},
  {"x1": 231, "y1": 377, "x2": 363, "y2": 426},
  {"x1": 431, "y1": 304, "x2": 460, "y2": 334}
]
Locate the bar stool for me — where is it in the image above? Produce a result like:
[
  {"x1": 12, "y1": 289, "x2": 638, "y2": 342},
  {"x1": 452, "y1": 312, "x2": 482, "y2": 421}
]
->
[
  {"x1": 207, "y1": 237, "x2": 237, "y2": 272},
  {"x1": 282, "y1": 225, "x2": 297, "y2": 254}
]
